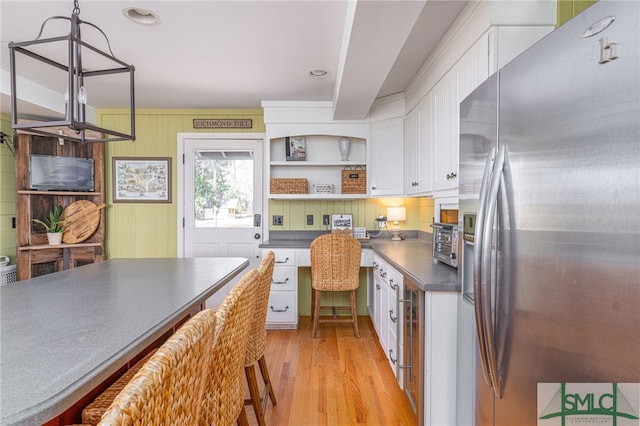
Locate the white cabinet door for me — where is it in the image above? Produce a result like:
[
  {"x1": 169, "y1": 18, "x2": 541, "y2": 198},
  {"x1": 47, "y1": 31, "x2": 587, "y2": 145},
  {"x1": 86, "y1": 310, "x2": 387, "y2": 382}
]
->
[
  {"x1": 369, "y1": 118, "x2": 405, "y2": 196},
  {"x1": 431, "y1": 70, "x2": 459, "y2": 192},
  {"x1": 386, "y1": 267, "x2": 403, "y2": 380},
  {"x1": 405, "y1": 94, "x2": 433, "y2": 195},
  {"x1": 432, "y1": 33, "x2": 490, "y2": 194},
  {"x1": 457, "y1": 33, "x2": 490, "y2": 107}
]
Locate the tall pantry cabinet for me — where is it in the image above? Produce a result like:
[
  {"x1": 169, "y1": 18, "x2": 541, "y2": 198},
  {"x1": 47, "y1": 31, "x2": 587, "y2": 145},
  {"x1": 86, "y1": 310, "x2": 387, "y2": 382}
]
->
[{"x1": 15, "y1": 133, "x2": 105, "y2": 280}]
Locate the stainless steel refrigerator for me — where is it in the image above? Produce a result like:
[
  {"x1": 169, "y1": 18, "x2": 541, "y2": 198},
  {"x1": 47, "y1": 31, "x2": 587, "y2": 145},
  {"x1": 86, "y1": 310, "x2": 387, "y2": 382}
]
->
[{"x1": 458, "y1": 1, "x2": 640, "y2": 424}]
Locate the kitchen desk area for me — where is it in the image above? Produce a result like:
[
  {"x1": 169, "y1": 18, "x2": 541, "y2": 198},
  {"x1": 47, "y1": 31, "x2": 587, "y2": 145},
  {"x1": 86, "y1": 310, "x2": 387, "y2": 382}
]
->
[
  {"x1": 0, "y1": 257, "x2": 248, "y2": 426},
  {"x1": 260, "y1": 234, "x2": 459, "y2": 426}
]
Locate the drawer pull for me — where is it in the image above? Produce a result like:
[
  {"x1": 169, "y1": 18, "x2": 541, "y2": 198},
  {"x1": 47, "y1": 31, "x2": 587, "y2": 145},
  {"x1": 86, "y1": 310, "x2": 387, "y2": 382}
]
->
[
  {"x1": 389, "y1": 280, "x2": 399, "y2": 291},
  {"x1": 270, "y1": 305, "x2": 290, "y2": 313},
  {"x1": 388, "y1": 349, "x2": 397, "y2": 364},
  {"x1": 275, "y1": 257, "x2": 290, "y2": 264},
  {"x1": 272, "y1": 278, "x2": 289, "y2": 285},
  {"x1": 389, "y1": 310, "x2": 397, "y2": 323}
]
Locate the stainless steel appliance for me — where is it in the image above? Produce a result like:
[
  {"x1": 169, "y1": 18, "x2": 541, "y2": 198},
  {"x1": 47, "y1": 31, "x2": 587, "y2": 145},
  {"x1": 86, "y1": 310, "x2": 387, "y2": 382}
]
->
[
  {"x1": 431, "y1": 223, "x2": 459, "y2": 268},
  {"x1": 402, "y1": 277, "x2": 424, "y2": 426},
  {"x1": 458, "y1": 2, "x2": 640, "y2": 424}
]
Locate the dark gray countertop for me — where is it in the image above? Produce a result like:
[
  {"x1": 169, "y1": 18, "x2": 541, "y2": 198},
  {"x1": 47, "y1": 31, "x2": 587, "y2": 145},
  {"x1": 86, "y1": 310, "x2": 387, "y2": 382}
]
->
[
  {"x1": 260, "y1": 234, "x2": 459, "y2": 292},
  {"x1": 0, "y1": 257, "x2": 249, "y2": 426}
]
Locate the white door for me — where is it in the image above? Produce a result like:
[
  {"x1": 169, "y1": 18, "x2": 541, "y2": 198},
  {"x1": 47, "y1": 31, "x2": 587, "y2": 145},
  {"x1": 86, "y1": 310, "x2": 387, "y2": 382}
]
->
[{"x1": 178, "y1": 134, "x2": 263, "y2": 308}]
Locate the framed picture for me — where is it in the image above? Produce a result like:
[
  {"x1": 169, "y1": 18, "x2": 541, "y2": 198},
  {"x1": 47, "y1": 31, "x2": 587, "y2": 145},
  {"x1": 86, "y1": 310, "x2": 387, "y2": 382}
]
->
[
  {"x1": 112, "y1": 157, "x2": 171, "y2": 203},
  {"x1": 331, "y1": 213, "x2": 353, "y2": 231},
  {"x1": 286, "y1": 136, "x2": 306, "y2": 161}
]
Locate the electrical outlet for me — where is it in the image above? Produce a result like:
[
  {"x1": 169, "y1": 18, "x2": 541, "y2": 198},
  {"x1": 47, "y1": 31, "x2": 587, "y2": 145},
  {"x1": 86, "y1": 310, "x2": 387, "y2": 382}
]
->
[
  {"x1": 323, "y1": 215, "x2": 330, "y2": 225},
  {"x1": 273, "y1": 215, "x2": 283, "y2": 226},
  {"x1": 307, "y1": 215, "x2": 313, "y2": 225}
]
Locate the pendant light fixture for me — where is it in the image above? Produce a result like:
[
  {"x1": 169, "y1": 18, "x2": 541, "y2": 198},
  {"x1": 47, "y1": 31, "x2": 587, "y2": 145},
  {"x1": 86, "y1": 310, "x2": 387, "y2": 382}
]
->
[{"x1": 8, "y1": 0, "x2": 135, "y2": 143}]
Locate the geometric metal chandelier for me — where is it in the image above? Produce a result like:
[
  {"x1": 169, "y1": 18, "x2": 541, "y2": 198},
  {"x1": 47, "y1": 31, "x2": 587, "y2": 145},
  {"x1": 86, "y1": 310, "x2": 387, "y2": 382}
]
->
[{"x1": 8, "y1": 0, "x2": 135, "y2": 143}]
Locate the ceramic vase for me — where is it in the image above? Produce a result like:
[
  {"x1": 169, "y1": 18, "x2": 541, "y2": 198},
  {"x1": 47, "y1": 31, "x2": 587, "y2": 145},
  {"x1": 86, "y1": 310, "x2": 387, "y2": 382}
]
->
[{"x1": 338, "y1": 137, "x2": 350, "y2": 161}]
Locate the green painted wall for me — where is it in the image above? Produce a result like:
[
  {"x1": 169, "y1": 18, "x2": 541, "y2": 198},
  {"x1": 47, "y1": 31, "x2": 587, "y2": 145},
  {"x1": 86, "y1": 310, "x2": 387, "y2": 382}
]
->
[
  {"x1": 98, "y1": 108, "x2": 265, "y2": 259},
  {"x1": 557, "y1": 0, "x2": 597, "y2": 27},
  {"x1": 268, "y1": 197, "x2": 426, "y2": 232},
  {"x1": 0, "y1": 114, "x2": 16, "y2": 264}
]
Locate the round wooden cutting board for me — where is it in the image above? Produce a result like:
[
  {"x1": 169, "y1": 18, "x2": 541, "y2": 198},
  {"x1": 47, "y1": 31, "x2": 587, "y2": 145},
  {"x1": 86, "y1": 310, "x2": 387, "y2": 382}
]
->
[{"x1": 61, "y1": 200, "x2": 105, "y2": 244}]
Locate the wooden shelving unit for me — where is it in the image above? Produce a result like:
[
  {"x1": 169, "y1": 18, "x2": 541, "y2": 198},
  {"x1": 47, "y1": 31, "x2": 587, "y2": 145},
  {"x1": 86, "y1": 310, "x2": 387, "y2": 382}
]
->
[{"x1": 15, "y1": 134, "x2": 105, "y2": 280}]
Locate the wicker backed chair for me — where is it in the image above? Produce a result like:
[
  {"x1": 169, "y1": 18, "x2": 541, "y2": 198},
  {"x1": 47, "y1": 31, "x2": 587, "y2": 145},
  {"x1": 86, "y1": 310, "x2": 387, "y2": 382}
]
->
[
  {"x1": 310, "y1": 232, "x2": 362, "y2": 338},
  {"x1": 202, "y1": 268, "x2": 259, "y2": 426},
  {"x1": 244, "y1": 251, "x2": 277, "y2": 426},
  {"x1": 96, "y1": 309, "x2": 217, "y2": 425},
  {"x1": 81, "y1": 350, "x2": 157, "y2": 425}
]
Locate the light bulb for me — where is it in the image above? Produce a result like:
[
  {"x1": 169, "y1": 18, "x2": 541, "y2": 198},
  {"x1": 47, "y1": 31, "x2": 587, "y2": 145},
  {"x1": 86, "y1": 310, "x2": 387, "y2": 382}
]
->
[
  {"x1": 64, "y1": 87, "x2": 70, "y2": 119},
  {"x1": 78, "y1": 86, "x2": 87, "y2": 104}
]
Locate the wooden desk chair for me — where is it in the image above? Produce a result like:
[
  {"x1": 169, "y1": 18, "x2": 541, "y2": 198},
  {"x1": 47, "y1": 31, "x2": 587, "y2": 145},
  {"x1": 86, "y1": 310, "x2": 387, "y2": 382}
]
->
[
  {"x1": 310, "y1": 232, "x2": 362, "y2": 338},
  {"x1": 244, "y1": 251, "x2": 277, "y2": 426},
  {"x1": 96, "y1": 309, "x2": 217, "y2": 425},
  {"x1": 202, "y1": 268, "x2": 259, "y2": 426}
]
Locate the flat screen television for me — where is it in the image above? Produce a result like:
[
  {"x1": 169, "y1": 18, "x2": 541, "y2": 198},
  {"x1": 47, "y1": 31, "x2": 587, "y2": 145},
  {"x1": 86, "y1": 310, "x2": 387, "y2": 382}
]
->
[{"x1": 29, "y1": 155, "x2": 94, "y2": 192}]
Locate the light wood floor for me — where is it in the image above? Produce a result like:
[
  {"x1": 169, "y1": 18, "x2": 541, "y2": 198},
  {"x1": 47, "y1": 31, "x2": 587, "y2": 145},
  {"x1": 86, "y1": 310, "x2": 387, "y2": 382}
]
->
[{"x1": 245, "y1": 316, "x2": 417, "y2": 426}]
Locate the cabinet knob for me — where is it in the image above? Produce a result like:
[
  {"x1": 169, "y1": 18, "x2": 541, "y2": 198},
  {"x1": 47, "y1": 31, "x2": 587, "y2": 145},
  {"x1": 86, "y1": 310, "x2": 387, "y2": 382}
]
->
[{"x1": 371, "y1": 185, "x2": 377, "y2": 190}]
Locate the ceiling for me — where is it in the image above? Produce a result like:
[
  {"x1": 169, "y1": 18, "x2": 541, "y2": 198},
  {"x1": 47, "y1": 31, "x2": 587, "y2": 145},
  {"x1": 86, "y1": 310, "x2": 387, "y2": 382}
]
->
[{"x1": 0, "y1": 1, "x2": 467, "y2": 121}]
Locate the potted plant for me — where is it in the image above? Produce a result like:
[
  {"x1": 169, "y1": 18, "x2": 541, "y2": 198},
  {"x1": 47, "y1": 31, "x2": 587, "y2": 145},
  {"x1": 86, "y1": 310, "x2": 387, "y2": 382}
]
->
[{"x1": 33, "y1": 205, "x2": 65, "y2": 245}]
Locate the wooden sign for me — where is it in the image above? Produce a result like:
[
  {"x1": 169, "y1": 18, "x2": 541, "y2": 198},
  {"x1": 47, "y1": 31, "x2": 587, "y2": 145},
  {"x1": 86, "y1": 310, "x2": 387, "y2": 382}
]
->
[{"x1": 193, "y1": 119, "x2": 253, "y2": 129}]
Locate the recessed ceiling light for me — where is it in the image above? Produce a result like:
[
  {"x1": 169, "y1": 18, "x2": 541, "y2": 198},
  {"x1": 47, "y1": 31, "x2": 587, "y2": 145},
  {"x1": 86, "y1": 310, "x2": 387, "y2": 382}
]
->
[
  {"x1": 309, "y1": 69, "x2": 329, "y2": 78},
  {"x1": 122, "y1": 6, "x2": 160, "y2": 25}
]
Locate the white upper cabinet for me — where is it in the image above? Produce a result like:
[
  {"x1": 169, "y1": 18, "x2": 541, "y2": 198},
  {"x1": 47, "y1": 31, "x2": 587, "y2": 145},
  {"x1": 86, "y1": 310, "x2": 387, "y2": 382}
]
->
[
  {"x1": 403, "y1": 1, "x2": 554, "y2": 199},
  {"x1": 405, "y1": 93, "x2": 433, "y2": 195},
  {"x1": 369, "y1": 117, "x2": 405, "y2": 196},
  {"x1": 431, "y1": 69, "x2": 460, "y2": 193},
  {"x1": 432, "y1": 33, "x2": 490, "y2": 194}
]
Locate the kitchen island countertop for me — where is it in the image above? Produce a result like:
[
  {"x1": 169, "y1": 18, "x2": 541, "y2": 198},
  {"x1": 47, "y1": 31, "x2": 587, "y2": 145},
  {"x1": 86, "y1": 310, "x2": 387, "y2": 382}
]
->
[
  {"x1": 0, "y1": 257, "x2": 249, "y2": 426},
  {"x1": 260, "y1": 236, "x2": 458, "y2": 293}
]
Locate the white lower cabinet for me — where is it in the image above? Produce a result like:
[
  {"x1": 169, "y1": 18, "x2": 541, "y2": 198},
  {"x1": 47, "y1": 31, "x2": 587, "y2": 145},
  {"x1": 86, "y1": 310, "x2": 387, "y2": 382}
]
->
[
  {"x1": 264, "y1": 249, "x2": 298, "y2": 329},
  {"x1": 371, "y1": 254, "x2": 403, "y2": 382}
]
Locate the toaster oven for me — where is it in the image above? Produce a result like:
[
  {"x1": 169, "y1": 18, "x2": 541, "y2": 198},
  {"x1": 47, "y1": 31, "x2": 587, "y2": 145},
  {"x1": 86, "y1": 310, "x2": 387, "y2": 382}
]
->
[{"x1": 431, "y1": 222, "x2": 459, "y2": 268}]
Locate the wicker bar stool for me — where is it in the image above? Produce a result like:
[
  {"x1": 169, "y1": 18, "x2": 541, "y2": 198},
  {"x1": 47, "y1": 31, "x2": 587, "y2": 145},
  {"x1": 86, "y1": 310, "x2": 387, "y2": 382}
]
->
[
  {"x1": 244, "y1": 251, "x2": 277, "y2": 426},
  {"x1": 310, "y1": 232, "x2": 362, "y2": 338},
  {"x1": 81, "y1": 350, "x2": 157, "y2": 425},
  {"x1": 202, "y1": 268, "x2": 259, "y2": 426},
  {"x1": 96, "y1": 309, "x2": 217, "y2": 425}
]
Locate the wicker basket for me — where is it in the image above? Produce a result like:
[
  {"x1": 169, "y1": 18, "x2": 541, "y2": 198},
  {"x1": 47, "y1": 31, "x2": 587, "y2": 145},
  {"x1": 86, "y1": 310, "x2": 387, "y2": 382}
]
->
[
  {"x1": 341, "y1": 166, "x2": 366, "y2": 194},
  {"x1": 270, "y1": 178, "x2": 308, "y2": 194}
]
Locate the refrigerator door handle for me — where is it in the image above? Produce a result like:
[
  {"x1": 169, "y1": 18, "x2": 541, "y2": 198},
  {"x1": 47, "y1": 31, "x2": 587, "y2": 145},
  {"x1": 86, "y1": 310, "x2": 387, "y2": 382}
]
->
[
  {"x1": 473, "y1": 147, "x2": 496, "y2": 387},
  {"x1": 481, "y1": 144, "x2": 507, "y2": 398}
]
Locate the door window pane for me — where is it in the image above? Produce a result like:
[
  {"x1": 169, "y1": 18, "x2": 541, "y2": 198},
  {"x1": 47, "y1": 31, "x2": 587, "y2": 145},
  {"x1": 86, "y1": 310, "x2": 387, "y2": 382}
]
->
[{"x1": 194, "y1": 150, "x2": 253, "y2": 228}]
